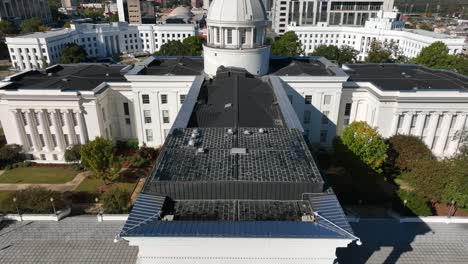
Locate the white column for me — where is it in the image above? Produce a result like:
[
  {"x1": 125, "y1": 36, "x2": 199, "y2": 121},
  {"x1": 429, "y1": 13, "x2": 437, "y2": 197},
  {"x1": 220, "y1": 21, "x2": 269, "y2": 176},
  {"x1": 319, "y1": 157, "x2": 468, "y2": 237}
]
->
[
  {"x1": 49, "y1": 110, "x2": 65, "y2": 152},
  {"x1": 38, "y1": 110, "x2": 53, "y2": 152},
  {"x1": 434, "y1": 113, "x2": 453, "y2": 156},
  {"x1": 424, "y1": 112, "x2": 440, "y2": 149},
  {"x1": 250, "y1": 27, "x2": 255, "y2": 48},
  {"x1": 401, "y1": 112, "x2": 413, "y2": 135},
  {"x1": 74, "y1": 110, "x2": 88, "y2": 144},
  {"x1": 389, "y1": 112, "x2": 401, "y2": 136},
  {"x1": 10, "y1": 109, "x2": 27, "y2": 149},
  {"x1": 349, "y1": 101, "x2": 358, "y2": 123},
  {"x1": 25, "y1": 110, "x2": 41, "y2": 151},
  {"x1": 62, "y1": 110, "x2": 76, "y2": 145},
  {"x1": 448, "y1": 114, "x2": 467, "y2": 155},
  {"x1": 413, "y1": 112, "x2": 427, "y2": 137}
]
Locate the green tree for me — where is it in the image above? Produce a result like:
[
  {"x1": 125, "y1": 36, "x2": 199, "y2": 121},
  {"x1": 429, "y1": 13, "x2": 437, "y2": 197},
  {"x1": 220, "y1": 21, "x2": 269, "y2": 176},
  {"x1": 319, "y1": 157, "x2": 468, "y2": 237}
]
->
[
  {"x1": 107, "y1": 13, "x2": 120, "y2": 23},
  {"x1": 182, "y1": 35, "x2": 205, "y2": 56},
  {"x1": 20, "y1": 18, "x2": 44, "y2": 33},
  {"x1": 80, "y1": 137, "x2": 121, "y2": 184},
  {"x1": 386, "y1": 135, "x2": 434, "y2": 175},
  {"x1": 411, "y1": 42, "x2": 468, "y2": 75},
  {"x1": 60, "y1": 43, "x2": 88, "y2": 63},
  {"x1": 310, "y1": 45, "x2": 358, "y2": 65},
  {"x1": 337, "y1": 121, "x2": 388, "y2": 174},
  {"x1": 271, "y1": 31, "x2": 304, "y2": 57},
  {"x1": 155, "y1": 40, "x2": 189, "y2": 56},
  {"x1": 366, "y1": 40, "x2": 406, "y2": 63},
  {"x1": 0, "y1": 145, "x2": 25, "y2": 169},
  {"x1": 0, "y1": 20, "x2": 17, "y2": 35},
  {"x1": 82, "y1": 9, "x2": 104, "y2": 22},
  {"x1": 401, "y1": 159, "x2": 452, "y2": 202},
  {"x1": 0, "y1": 42, "x2": 9, "y2": 60},
  {"x1": 101, "y1": 186, "x2": 131, "y2": 213}
]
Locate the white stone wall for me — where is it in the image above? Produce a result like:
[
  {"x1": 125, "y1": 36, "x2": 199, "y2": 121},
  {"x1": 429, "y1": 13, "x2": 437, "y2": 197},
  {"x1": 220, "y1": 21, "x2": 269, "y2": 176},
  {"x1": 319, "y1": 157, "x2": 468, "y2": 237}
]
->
[{"x1": 125, "y1": 236, "x2": 352, "y2": 264}]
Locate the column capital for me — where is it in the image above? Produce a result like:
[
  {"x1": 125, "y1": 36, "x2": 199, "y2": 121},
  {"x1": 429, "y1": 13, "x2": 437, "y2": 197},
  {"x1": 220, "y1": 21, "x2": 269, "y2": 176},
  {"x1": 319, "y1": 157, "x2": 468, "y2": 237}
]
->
[
  {"x1": 47, "y1": 109, "x2": 57, "y2": 114},
  {"x1": 417, "y1": 111, "x2": 429, "y2": 116},
  {"x1": 60, "y1": 109, "x2": 70, "y2": 114}
]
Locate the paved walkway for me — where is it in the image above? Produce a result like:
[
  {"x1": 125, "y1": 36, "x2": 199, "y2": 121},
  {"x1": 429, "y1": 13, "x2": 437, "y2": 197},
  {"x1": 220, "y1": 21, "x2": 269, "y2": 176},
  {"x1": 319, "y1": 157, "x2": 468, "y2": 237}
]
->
[{"x1": 0, "y1": 171, "x2": 92, "y2": 192}]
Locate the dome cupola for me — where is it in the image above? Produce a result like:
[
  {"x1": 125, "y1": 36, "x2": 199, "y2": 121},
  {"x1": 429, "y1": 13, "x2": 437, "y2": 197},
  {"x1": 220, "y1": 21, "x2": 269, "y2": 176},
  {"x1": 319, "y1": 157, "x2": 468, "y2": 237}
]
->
[{"x1": 203, "y1": 0, "x2": 271, "y2": 77}]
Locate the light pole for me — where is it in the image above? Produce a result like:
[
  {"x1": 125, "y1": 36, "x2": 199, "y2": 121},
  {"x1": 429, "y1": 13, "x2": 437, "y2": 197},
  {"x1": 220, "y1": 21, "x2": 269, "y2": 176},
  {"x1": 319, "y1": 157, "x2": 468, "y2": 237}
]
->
[
  {"x1": 403, "y1": 199, "x2": 408, "y2": 216},
  {"x1": 50, "y1": 197, "x2": 57, "y2": 215},
  {"x1": 12, "y1": 197, "x2": 21, "y2": 220},
  {"x1": 95, "y1": 197, "x2": 103, "y2": 220}
]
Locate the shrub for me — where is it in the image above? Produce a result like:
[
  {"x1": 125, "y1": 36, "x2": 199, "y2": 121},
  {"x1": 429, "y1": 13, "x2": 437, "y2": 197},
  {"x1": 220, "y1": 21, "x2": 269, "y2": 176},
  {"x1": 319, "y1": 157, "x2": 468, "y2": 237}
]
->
[
  {"x1": 69, "y1": 163, "x2": 85, "y2": 172},
  {"x1": 138, "y1": 147, "x2": 159, "y2": 160},
  {"x1": 0, "y1": 144, "x2": 25, "y2": 169},
  {"x1": 0, "y1": 187, "x2": 65, "y2": 214},
  {"x1": 130, "y1": 155, "x2": 149, "y2": 168},
  {"x1": 386, "y1": 135, "x2": 434, "y2": 175},
  {"x1": 396, "y1": 189, "x2": 432, "y2": 216},
  {"x1": 64, "y1": 145, "x2": 82, "y2": 163},
  {"x1": 127, "y1": 139, "x2": 139, "y2": 150},
  {"x1": 101, "y1": 187, "x2": 131, "y2": 214}
]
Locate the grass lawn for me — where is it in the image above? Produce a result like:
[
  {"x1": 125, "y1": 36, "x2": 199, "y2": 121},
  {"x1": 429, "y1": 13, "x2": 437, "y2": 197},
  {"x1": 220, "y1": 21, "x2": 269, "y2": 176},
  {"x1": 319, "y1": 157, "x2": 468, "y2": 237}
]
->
[
  {"x1": 0, "y1": 167, "x2": 77, "y2": 184},
  {"x1": 72, "y1": 176, "x2": 137, "y2": 203}
]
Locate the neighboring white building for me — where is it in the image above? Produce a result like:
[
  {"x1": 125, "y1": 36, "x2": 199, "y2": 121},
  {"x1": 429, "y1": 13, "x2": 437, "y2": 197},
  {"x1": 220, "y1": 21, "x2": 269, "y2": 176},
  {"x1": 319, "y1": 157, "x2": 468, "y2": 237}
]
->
[
  {"x1": 5, "y1": 22, "x2": 197, "y2": 71},
  {"x1": 289, "y1": 11, "x2": 466, "y2": 60},
  {"x1": 271, "y1": 0, "x2": 395, "y2": 35}
]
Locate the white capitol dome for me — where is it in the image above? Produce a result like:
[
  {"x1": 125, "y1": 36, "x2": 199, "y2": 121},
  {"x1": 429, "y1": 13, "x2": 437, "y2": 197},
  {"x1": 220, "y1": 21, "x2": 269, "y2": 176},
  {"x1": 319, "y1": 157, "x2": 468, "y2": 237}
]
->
[
  {"x1": 206, "y1": 0, "x2": 267, "y2": 25},
  {"x1": 203, "y1": 0, "x2": 270, "y2": 77}
]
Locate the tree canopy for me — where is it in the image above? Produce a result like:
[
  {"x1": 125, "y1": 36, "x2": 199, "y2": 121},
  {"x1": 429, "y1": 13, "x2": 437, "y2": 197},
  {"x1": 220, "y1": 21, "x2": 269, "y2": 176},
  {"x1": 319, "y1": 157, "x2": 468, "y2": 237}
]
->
[
  {"x1": 386, "y1": 135, "x2": 434, "y2": 175},
  {"x1": 411, "y1": 42, "x2": 468, "y2": 75},
  {"x1": 0, "y1": 20, "x2": 17, "y2": 35},
  {"x1": 337, "y1": 121, "x2": 389, "y2": 174},
  {"x1": 310, "y1": 45, "x2": 358, "y2": 65},
  {"x1": 182, "y1": 36, "x2": 205, "y2": 56},
  {"x1": 80, "y1": 137, "x2": 121, "y2": 184},
  {"x1": 366, "y1": 40, "x2": 406, "y2": 63},
  {"x1": 271, "y1": 31, "x2": 304, "y2": 57},
  {"x1": 60, "y1": 44, "x2": 88, "y2": 64},
  {"x1": 20, "y1": 18, "x2": 48, "y2": 33}
]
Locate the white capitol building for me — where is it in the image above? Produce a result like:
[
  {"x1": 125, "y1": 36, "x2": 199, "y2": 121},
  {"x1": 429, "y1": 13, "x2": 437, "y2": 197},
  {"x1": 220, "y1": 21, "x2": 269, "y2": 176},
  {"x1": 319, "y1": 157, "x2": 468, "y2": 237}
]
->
[{"x1": 0, "y1": 0, "x2": 467, "y2": 165}]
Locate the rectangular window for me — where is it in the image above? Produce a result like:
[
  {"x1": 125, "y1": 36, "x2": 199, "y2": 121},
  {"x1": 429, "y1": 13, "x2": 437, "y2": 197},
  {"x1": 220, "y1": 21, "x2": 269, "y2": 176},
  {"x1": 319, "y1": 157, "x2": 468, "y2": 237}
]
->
[
  {"x1": 162, "y1": 110, "x2": 170, "y2": 124},
  {"x1": 72, "y1": 113, "x2": 78, "y2": 126},
  {"x1": 142, "y1": 94, "x2": 150, "y2": 104},
  {"x1": 304, "y1": 111, "x2": 311, "y2": 124},
  {"x1": 241, "y1": 29, "x2": 246, "y2": 44},
  {"x1": 51, "y1": 134, "x2": 57, "y2": 148},
  {"x1": 323, "y1": 95, "x2": 332, "y2": 105},
  {"x1": 59, "y1": 113, "x2": 65, "y2": 126},
  {"x1": 216, "y1": 28, "x2": 220, "y2": 43},
  {"x1": 40, "y1": 154, "x2": 46, "y2": 161},
  {"x1": 144, "y1": 110, "x2": 152, "y2": 124},
  {"x1": 125, "y1": 118, "x2": 131, "y2": 125},
  {"x1": 322, "y1": 111, "x2": 330, "y2": 124},
  {"x1": 146, "y1": 129, "x2": 153, "y2": 142},
  {"x1": 46, "y1": 113, "x2": 52, "y2": 126},
  {"x1": 39, "y1": 134, "x2": 45, "y2": 148},
  {"x1": 320, "y1": 130, "x2": 328, "y2": 143},
  {"x1": 64, "y1": 134, "x2": 69, "y2": 146},
  {"x1": 21, "y1": 112, "x2": 28, "y2": 126},
  {"x1": 76, "y1": 135, "x2": 81, "y2": 145},
  {"x1": 102, "y1": 108, "x2": 106, "y2": 122},
  {"x1": 397, "y1": 115, "x2": 404, "y2": 129},
  {"x1": 227, "y1": 29, "x2": 233, "y2": 44},
  {"x1": 123, "y1": 102, "x2": 130, "y2": 115},
  {"x1": 344, "y1": 103, "x2": 352, "y2": 116},
  {"x1": 180, "y1": 94, "x2": 186, "y2": 104},
  {"x1": 305, "y1": 95, "x2": 312, "y2": 105},
  {"x1": 53, "y1": 154, "x2": 58, "y2": 161},
  {"x1": 161, "y1": 94, "x2": 168, "y2": 104}
]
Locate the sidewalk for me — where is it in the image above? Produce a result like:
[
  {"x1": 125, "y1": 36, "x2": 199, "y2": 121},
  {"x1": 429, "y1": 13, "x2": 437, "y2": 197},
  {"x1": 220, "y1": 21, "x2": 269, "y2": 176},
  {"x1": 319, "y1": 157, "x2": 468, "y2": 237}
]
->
[{"x1": 0, "y1": 171, "x2": 92, "y2": 192}]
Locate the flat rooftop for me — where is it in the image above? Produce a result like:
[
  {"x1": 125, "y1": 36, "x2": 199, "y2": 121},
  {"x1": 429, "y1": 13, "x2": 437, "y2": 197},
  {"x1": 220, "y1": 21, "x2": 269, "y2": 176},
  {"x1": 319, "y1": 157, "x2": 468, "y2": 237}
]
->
[
  {"x1": 1, "y1": 64, "x2": 127, "y2": 91},
  {"x1": 142, "y1": 57, "x2": 204, "y2": 76},
  {"x1": 344, "y1": 64, "x2": 468, "y2": 91},
  {"x1": 189, "y1": 69, "x2": 284, "y2": 128},
  {"x1": 150, "y1": 127, "x2": 321, "y2": 183},
  {"x1": 270, "y1": 57, "x2": 335, "y2": 76}
]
